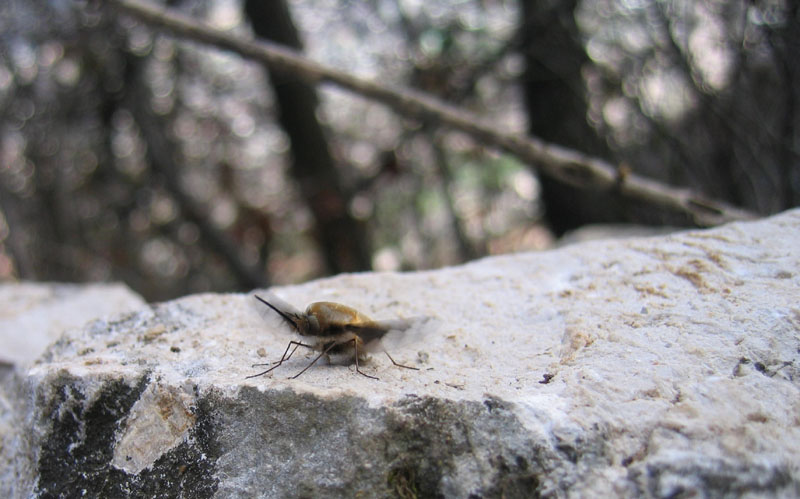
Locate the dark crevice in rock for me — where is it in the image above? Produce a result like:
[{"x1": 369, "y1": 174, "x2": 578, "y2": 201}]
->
[
  {"x1": 36, "y1": 373, "x2": 149, "y2": 497},
  {"x1": 34, "y1": 374, "x2": 219, "y2": 498}
]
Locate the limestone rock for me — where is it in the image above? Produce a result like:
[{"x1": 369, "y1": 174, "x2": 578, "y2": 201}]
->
[
  {"x1": 0, "y1": 282, "x2": 146, "y2": 365},
  {"x1": 1, "y1": 209, "x2": 799, "y2": 497}
]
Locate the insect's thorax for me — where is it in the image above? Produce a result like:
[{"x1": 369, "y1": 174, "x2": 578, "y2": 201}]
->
[{"x1": 305, "y1": 302, "x2": 374, "y2": 336}]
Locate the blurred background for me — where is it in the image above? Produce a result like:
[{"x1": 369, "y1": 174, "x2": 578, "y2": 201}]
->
[{"x1": 0, "y1": 0, "x2": 797, "y2": 302}]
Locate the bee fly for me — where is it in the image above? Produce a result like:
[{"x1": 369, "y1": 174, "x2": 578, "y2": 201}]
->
[{"x1": 247, "y1": 294, "x2": 421, "y2": 380}]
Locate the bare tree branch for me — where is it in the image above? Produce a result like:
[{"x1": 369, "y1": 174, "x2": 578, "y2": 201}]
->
[
  {"x1": 650, "y1": 3, "x2": 766, "y2": 207},
  {"x1": 109, "y1": 0, "x2": 757, "y2": 227}
]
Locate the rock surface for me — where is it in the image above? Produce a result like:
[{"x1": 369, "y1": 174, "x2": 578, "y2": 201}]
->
[
  {"x1": 1, "y1": 209, "x2": 799, "y2": 497},
  {"x1": 0, "y1": 282, "x2": 146, "y2": 365}
]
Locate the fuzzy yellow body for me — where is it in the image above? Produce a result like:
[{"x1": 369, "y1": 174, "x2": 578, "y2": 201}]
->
[{"x1": 248, "y1": 294, "x2": 419, "y2": 379}]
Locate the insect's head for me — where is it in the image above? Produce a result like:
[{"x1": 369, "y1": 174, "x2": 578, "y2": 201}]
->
[
  {"x1": 284, "y1": 313, "x2": 318, "y2": 336},
  {"x1": 255, "y1": 295, "x2": 318, "y2": 336}
]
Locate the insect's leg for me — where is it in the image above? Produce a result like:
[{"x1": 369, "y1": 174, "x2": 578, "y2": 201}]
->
[
  {"x1": 289, "y1": 341, "x2": 339, "y2": 379},
  {"x1": 251, "y1": 341, "x2": 304, "y2": 367},
  {"x1": 384, "y1": 351, "x2": 419, "y2": 371},
  {"x1": 246, "y1": 341, "x2": 314, "y2": 379},
  {"x1": 353, "y1": 338, "x2": 379, "y2": 380}
]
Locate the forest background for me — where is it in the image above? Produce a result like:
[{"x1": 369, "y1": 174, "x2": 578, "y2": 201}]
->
[{"x1": 0, "y1": 0, "x2": 796, "y2": 301}]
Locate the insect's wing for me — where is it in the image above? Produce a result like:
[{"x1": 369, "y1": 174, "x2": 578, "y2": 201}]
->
[
  {"x1": 356, "y1": 316, "x2": 431, "y2": 349},
  {"x1": 253, "y1": 293, "x2": 305, "y2": 332}
]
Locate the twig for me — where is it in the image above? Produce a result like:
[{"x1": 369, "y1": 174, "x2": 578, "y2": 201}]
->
[
  {"x1": 651, "y1": 3, "x2": 765, "y2": 205},
  {"x1": 109, "y1": 0, "x2": 757, "y2": 227}
]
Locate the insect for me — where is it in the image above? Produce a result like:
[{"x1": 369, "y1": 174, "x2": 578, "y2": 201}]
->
[{"x1": 247, "y1": 294, "x2": 420, "y2": 380}]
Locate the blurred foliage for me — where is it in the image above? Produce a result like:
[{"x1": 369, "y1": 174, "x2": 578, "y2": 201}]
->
[
  {"x1": 0, "y1": 0, "x2": 796, "y2": 301},
  {"x1": 576, "y1": 0, "x2": 799, "y2": 212}
]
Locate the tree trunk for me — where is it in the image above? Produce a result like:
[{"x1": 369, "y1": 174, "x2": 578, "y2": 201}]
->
[
  {"x1": 519, "y1": 0, "x2": 623, "y2": 235},
  {"x1": 244, "y1": 0, "x2": 371, "y2": 274}
]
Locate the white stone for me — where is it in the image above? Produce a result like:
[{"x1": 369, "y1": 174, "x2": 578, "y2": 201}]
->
[
  {"x1": 110, "y1": 381, "x2": 196, "y2": 474},
  {"x1": 0, "y1": 282, "x2": 146, "y2": 365},
  {"x1": 1, "y1": 209, "x2": 799, "y2": 497}
]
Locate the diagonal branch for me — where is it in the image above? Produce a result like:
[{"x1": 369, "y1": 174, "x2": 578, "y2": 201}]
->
[{"x1": 108, "y1": 0, "x2": 757, "y2": 227}]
